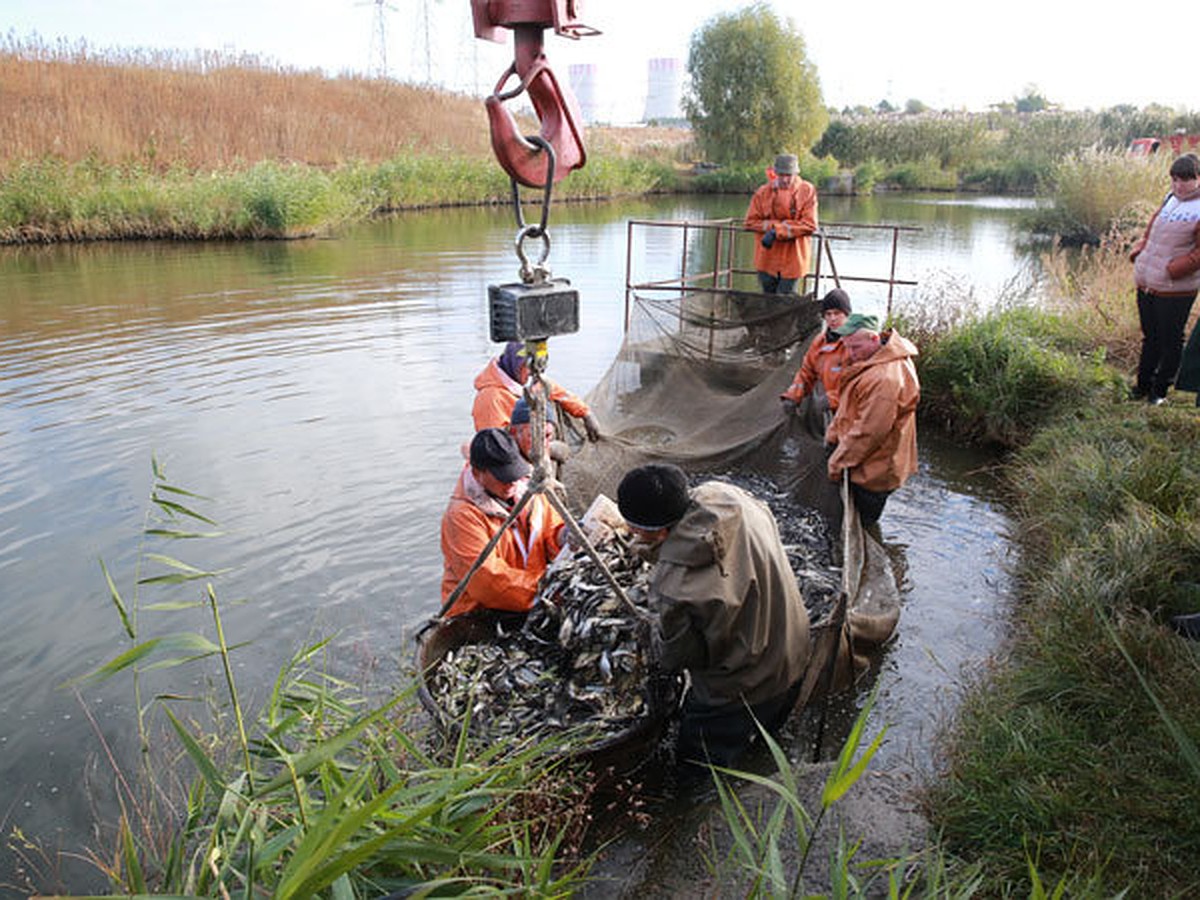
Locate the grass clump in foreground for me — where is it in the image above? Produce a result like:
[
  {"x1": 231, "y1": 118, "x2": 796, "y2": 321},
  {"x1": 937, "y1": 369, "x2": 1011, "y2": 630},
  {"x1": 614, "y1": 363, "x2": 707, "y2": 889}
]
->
[{"x1": 910, "y1": 290, "x2": 1200, "y2": 892}]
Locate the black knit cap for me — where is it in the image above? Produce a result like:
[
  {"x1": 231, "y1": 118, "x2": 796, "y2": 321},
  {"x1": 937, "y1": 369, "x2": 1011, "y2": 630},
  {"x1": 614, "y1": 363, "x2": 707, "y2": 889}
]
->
[
  {"x1": 470, "y1": 427, "x2": 531, "y2": 483},
  {"x1": 617, "y1": 463, "x2": 690, "y2": 530},
  {"x1": 821, "y1": 288, "x2": 852, "y2": 314}
]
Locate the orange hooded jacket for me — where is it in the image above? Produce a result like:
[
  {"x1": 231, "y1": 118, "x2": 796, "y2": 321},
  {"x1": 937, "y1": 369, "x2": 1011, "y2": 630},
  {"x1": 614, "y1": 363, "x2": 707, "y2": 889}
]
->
[
  {"x1": 781, "y1": 329, "x2": 851, "y2": 410},
  {"x1": 471, "y1": 357, "x2": 590, "y2": 431},
  {"x1": 826, "y1": 331, "x2": 920, "y2": 493},
  {"x1": 440, "y1": 466, "x2": 564, "y2": 617},
  {"x1": 743, "y1": 176, "x2": 818, "y2": 280}
]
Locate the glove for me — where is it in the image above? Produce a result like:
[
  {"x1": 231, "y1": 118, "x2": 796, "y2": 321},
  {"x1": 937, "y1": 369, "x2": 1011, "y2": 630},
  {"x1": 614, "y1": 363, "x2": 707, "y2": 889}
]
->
[
  {"x1": 582, "y1": 412, "x2": 602, "y2": 442},
  {"x1": 761, "y1": 227, "x2": 776, "y2": 249},
  {"x1": 780, "y1": 398, "x2": 797, "y2": 415},
  {"x1": 548, "y1": 439, "x2": 570, "y2": 464}
]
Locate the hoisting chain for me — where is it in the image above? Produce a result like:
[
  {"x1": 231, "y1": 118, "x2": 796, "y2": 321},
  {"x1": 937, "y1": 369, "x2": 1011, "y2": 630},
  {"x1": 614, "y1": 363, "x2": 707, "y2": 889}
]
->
[{"x1": 511, "y1": 135, "x2": 557, "y2": 285}]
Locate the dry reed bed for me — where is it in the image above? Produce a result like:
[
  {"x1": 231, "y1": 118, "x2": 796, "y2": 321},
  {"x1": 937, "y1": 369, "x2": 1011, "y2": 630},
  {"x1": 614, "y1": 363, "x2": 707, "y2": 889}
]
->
[{"x1": 0, "y1": 43, "x2": 493, "y2": 171}]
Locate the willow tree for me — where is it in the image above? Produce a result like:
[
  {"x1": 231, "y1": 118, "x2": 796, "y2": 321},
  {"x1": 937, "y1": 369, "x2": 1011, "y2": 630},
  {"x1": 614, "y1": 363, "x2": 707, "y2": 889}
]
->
[{"x1": 683, "y1": 5, "x2": 826, "y2": 165}]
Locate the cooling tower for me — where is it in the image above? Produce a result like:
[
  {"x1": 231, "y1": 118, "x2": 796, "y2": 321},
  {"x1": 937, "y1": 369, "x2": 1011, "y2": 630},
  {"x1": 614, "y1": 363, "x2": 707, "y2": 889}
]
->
[
  {"x1": 643, "y1": 57, "x2": 682, "y2": 122},
  {"x1": 568, "y1": 63, "x2": 599, "y2": 124}
]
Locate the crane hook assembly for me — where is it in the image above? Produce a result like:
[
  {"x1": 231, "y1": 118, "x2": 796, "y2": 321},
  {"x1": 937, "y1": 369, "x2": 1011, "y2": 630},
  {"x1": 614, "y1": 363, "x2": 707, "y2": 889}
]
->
[{"x1": 472, "y1": 0, "x2": 599, "y2": 188}]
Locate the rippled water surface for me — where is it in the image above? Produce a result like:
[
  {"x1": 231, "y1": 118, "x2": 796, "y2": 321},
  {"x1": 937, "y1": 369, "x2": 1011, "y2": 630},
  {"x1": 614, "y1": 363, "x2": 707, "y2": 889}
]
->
[{"x1": 0, "y1": 193, "x2": 1027, "y2": 891}]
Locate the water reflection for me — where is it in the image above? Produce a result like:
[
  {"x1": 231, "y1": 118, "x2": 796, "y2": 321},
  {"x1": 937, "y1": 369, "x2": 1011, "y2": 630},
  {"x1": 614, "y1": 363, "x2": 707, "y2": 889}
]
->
[{"x1": 0, "y1": 193, "x2": 1017, "y2": 890}]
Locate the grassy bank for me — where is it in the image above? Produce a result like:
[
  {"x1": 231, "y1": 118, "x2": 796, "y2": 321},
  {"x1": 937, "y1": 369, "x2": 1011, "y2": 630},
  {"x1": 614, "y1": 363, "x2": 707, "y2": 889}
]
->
[
  {"x1": 6, "y1": 38, "x2": 1195, "y2": 244},
  {"x1": 0, "y1": 153, "x2": 678, "y2": 243},
  {"x1": 901, "y1": 258, "x2": 1200, "y2": 893}
]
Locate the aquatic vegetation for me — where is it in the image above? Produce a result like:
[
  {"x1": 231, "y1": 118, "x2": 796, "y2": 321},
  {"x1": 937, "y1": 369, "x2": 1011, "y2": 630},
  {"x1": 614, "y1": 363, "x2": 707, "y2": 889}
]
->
[{"x1": 50, "y1": 460, "x2": 600, "y2": 897}]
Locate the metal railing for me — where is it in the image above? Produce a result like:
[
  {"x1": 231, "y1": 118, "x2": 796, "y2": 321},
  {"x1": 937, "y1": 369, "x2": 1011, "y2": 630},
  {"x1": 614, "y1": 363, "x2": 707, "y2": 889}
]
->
[{"x1": 623, "y1": 218, "x2": 920, "y2": 331}]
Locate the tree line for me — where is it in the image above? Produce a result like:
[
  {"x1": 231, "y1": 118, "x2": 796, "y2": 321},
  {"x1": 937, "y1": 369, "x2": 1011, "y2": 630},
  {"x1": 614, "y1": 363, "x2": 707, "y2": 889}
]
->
[{"x1": 684, "y1": 5, "x2": 1200, "y2": 192}]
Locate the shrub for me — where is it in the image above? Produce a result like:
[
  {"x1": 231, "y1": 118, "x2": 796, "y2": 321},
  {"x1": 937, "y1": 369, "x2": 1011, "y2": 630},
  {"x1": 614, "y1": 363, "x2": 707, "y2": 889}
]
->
[
  {"x1": 915, "y1": 306, "x2": 1125, "y2": 447},
  {"x1": 853, "y1": 158, "x2": 883, "y2": 194},
  {"x1": 1028, "y1": 147, "x2": 1168, "y2": 243},
  {"x1": 884, "y1": 155, "x2": 959, "y2": 191}
]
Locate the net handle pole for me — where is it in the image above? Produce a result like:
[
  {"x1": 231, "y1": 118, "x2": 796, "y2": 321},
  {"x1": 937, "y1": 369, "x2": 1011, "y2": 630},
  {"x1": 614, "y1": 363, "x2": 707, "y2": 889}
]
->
[{"x1": 810, "y1": 469, "x2": 856, "y2": 762}]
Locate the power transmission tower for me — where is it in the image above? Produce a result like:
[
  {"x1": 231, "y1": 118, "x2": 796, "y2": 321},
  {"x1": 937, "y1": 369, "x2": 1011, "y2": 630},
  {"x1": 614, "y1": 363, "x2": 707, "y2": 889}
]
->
[{"x1": 358, "y1": 0, "x2": 396, "y2": 78}]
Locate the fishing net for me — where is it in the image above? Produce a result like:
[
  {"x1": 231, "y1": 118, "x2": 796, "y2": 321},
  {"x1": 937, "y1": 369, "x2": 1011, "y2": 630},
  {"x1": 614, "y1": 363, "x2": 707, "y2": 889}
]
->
[{"x1": 556, "y1": 285, "x2": 900, "y2": 661}]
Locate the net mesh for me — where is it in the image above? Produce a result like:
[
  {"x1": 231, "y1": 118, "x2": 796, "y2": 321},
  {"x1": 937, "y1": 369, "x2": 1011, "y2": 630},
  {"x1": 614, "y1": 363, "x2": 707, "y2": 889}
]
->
[{"x1": 556, "y1": 285, "x2": 899, "y2": 644}]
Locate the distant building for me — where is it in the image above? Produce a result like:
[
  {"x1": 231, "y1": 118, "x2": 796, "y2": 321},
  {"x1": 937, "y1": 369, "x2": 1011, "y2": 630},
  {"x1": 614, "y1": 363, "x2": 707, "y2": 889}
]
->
[
  {"x1": 643, "y1": 57, "x2": 682, "y2": 122},
  {"x1": 568, "y1": 63, "x2": 599, "y2": 125}
]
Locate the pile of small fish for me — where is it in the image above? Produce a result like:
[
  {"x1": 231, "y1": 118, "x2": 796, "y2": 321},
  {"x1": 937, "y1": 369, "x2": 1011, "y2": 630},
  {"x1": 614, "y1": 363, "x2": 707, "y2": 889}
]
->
[
  {"x1": 426, "y1": 530, "x2": 679, "y2": 746},
  {"x1": 427, "y1": 473, "x2": 839, "y2": 748}
]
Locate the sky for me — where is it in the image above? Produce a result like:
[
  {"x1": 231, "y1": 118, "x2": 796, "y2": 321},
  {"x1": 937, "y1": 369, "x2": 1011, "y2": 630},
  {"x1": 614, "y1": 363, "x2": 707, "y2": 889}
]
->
[{"x1": 2, "y1": 0, "x2": 1194, "y2": 123}]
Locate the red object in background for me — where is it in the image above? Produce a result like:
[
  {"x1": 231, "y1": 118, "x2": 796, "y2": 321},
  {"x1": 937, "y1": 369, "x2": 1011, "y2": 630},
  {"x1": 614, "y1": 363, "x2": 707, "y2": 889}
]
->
[
  {"x1": 1129, "y1": 134, "x2": 1200, "y2": 157},
  {"x1": 472, "y1": 0, "x2": 599, "y2": 188}
]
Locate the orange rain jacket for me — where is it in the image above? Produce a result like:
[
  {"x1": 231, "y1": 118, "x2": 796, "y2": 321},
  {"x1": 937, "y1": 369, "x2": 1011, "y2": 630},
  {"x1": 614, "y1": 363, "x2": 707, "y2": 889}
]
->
[
  {"x1": 440, "y1": 466, "x2": 564, "y2": 617},
  {"x1": 743, "y1": 177, "x2": 819, "y2": 281},
  {"x1": 471, "y1": 357, "x2": 591, "y2": 431},
  {"x1": 826, "y1": 331, "x2": 920, "y2": 492},
  {"x1": 781, "y1": 329, "x2": 851, "y2": 410}
]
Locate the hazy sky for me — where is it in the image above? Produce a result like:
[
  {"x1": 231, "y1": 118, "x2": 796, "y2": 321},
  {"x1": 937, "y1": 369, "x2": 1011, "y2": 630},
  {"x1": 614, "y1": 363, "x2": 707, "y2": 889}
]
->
[{"x1": 3, "y1": 0, "x2": 1193, "y2": 122}]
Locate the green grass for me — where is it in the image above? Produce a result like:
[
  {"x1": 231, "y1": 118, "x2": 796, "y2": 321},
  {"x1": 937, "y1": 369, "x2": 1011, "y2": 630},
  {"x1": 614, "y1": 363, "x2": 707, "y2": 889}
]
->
[
  {"x1": 909, "y1": 305, "x2": 1125, "y2": 447},
  {"x1": 0, "y1": 153, "x2": 678, "y2": 243},
  {"x1": 913, "y1": 310, "x2": 1200, "y2": 893}
]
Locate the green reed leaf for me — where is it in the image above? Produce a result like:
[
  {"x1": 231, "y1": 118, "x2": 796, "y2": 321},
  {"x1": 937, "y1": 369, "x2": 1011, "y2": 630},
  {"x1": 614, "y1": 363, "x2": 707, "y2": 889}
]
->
[
  {"x1": 144, "y1": 527, "x2": 223, "y2": 539},
  {"x1": 164, "y1": 705, "x2": 229, "y2": 796},
  {"x1": 151, "y1": 495, "x2": 219, "y2": 525},
  {"x1": 99, "y1": 558, "x2": 134, "y2": 639},
  {"x1": 118, "y1": 816, "x2": 147, "y2": 894},
  {"x1": 138, "y1": 553, "x2": 230, "y2": 584},
  {"x1": 68, "y1": 632, "x2": 226, "y2": 686},
  {"x1": 823, "y1": 686, "x2": 887, "y2": 807},
  {"x1": 154, "y1": 483, "x2": 211, "y2": 500}
]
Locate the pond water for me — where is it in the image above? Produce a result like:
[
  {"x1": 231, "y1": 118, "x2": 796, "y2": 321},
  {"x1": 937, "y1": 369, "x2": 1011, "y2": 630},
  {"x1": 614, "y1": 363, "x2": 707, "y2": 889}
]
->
[{"x1": 0, "y1": 192, "x2": 1030, "y2": 892}]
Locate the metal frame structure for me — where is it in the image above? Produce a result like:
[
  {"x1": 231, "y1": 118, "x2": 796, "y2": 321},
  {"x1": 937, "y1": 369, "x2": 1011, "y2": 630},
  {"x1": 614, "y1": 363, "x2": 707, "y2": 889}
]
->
[{"x1": 623, "y1": 218, "x2": 921, "y2": 331}]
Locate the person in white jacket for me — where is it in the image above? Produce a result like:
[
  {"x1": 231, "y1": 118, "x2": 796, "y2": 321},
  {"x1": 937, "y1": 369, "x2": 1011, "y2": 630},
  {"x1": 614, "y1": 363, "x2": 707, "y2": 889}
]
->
[{"x1": 1129, "y1": 153, "x2": 1200, "y2": 405}]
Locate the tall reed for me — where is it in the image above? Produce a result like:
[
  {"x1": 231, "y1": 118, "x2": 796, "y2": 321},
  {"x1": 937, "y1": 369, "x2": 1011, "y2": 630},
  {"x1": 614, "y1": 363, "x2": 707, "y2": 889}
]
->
[
  {"x1": 1031, "y1": 147, "x2": 1170, "y2": 243},
  {"x1": 0, "y1": 37, "x2": 492, "y2": 171}
]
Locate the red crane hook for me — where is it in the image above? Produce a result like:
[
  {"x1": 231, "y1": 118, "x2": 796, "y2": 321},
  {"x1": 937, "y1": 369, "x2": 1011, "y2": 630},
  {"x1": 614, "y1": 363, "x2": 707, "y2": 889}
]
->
[{"x1": 472, "y1": 0, "x2": 599, "y2": 188}]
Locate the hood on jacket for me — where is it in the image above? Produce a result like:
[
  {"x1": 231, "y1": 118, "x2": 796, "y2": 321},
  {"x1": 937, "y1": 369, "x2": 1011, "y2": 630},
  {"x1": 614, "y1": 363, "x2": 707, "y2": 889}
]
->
[
  {"x1": 473, "y1": 357, "x2": 523, "y2": 396},
  {"x1": 841, "y1": 330, "x2": 918, "y2": 381}
]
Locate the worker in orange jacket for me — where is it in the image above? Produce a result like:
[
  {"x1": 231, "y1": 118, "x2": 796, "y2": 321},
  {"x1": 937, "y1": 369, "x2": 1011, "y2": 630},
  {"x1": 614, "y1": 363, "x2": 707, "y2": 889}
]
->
[
  {"x1": 743, "y1": 153, "x2": 819, "y2": 294},
  {"x1": 440, "y1": 428, "x2": 566, "y2": 617},
  {"x1": 781, "y1": 288, "x2": 853, "y2": 417},
  {"x1": 825, "y1": 314, "x2": 920, "y2": 526},
  {"x1": 471, "y1": 341, "x2": 601, "y2": 441}
]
